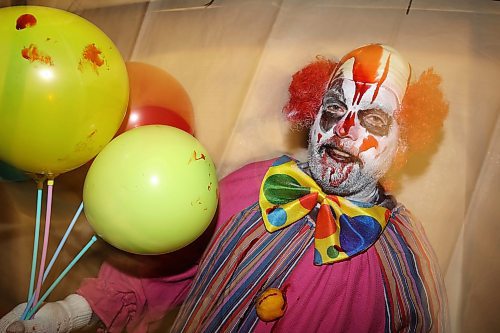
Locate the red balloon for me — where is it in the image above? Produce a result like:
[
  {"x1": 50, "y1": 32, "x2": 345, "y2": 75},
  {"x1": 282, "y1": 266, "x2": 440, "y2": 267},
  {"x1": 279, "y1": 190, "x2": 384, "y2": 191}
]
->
[
  {"x1": 126, "y1": 62, "x2": 194, "y2": 129},
  {"x1": 116, "y1": 105, "x2": 194, "y2": 136}
]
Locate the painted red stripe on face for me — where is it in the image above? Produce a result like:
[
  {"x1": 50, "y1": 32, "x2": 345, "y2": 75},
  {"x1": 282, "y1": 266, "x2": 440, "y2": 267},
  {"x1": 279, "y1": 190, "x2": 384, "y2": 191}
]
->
[
  {"x1": 317, "y1": 132, "x2": 322, "y2": 143},
  {"x1": 337, "y1": 44, "x2": 385, "y2": 105},
  {"x1": 339, "y1": 112, "x2": 355, "y2": 136}
]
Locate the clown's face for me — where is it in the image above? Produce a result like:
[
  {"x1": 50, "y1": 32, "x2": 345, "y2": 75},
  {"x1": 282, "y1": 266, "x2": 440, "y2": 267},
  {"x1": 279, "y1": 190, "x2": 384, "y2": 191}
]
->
[{"x1": 308, "y1": 78, "x2": 400, "y2": 197}]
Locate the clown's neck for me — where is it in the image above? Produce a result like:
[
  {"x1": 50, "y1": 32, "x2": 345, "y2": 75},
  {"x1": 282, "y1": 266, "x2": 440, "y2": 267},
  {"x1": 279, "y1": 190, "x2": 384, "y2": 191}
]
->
[{"x1": 342, "y1": 183, "x2": 380, "y2": 203}]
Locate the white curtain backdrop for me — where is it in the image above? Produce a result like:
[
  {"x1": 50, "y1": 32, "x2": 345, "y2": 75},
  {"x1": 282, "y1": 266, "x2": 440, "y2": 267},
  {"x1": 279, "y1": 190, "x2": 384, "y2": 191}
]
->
[{"x1": 0, "y1": 0, "x2": 498, "y2": 331}]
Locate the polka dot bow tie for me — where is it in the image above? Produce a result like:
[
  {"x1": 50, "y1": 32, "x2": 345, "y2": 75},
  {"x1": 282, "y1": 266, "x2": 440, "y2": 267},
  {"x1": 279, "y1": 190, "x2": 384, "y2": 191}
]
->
[{"x1": 259, "y1": 156, "x2": 392, "y2": 265}]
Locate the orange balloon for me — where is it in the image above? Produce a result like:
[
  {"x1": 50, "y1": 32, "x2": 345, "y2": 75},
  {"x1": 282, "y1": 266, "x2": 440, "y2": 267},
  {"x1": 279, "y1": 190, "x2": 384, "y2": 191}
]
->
[{"x1": 126, "y1": 62, "x2": 194, "y2": 130}]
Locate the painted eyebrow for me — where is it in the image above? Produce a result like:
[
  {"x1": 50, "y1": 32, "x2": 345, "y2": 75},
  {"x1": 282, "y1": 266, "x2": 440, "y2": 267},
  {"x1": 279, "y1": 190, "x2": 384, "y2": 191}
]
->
[
  {"x1": 323, "y1": 89, "x2": 346, "y2": 104},
  {"x1": 323, "y1": 99, "x2": 348, "y2": 111},
  {"x1": 357, "y1": 103, "x2": 396, "y2": 116},
  {"x1": 360, "y1": 108, "x2": 393, "y2": 119}
]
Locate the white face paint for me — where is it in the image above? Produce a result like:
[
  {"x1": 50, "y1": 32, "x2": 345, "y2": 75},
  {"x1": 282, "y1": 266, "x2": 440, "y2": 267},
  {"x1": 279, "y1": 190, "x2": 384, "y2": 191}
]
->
[{"x1": 308, "y1": 78, "x2": 400, "y2": 199}]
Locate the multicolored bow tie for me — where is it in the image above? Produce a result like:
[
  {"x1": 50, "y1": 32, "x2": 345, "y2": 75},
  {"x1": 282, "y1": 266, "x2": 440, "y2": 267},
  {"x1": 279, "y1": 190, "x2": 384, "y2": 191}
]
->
[{"x1": 259, "y1": 156, "x2": 392, "y2": 265}]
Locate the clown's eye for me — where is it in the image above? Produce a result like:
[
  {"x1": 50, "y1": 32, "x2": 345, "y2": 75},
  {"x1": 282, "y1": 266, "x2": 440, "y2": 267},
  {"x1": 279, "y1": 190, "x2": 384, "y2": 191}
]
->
[
  {"x1": 359, "y1": 109, "x2": 392, "y2": 136},
  {"x1": 320, "y1": 103, "x2": 345, "y2": 132},
  {"x1": 325, "y1": 104, "x2": 345, "y2": 117}
]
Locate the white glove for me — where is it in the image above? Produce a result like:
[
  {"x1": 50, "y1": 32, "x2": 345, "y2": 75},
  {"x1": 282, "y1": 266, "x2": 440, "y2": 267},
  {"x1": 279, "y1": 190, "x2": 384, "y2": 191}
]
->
[{"x1": 0, "y1": 294, "x2": 93, "y2": 333}]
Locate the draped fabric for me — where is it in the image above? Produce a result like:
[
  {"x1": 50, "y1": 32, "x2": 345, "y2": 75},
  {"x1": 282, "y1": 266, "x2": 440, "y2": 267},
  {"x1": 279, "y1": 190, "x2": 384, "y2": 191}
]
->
[
  {"x1": 0, "y1": 1, "x2": 498, "y2": 332},
  {"x1": 171, "y1": 203, "x2": 314, "y2": 332},
  {"x1": 171, "y1": 195, "x2": 447, "y2": 332}
]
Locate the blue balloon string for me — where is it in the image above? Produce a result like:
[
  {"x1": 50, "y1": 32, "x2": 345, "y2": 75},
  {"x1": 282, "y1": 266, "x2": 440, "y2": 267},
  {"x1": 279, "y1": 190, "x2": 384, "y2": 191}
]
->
[
  {"x1": 43, "y1": 202, "x2": 84, "y2": 281},
  {"x1": 26, "y1": 235, "x2": 98, "y2": 320},
  {"x1": 23, "y1": 187, "x2": 43, "y2": 319}
]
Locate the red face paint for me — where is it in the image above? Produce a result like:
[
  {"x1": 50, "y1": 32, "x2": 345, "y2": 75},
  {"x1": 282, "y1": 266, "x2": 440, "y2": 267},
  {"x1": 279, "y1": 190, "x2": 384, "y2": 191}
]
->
[
  {"x1": 16, "y1": 14, "x2": 36, "y2": 30},
  {"x1": 317, "y1": 132, "x2": 322, "y2": 143},
  {"x1": 332, "y1": 44, "x2": 391, "y2": 105},
  {"x1": 338, "y1": 112, "x2": 355, "y2": 136},
  {"x1": 359, "y1": 135, "x2": 379, "y2": 153}
]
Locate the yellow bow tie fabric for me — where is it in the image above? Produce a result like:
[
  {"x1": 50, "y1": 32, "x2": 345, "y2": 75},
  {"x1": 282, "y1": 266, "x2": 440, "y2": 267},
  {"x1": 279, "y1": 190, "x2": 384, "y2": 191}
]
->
[{"x1": 259, "y1": 156, "x2": 391, "y2": 265}]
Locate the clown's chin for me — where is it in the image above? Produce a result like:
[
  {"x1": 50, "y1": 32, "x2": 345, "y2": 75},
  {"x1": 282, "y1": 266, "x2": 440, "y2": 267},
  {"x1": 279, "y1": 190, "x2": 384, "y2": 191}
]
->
[{"x1": 328, "y1": 163, "x2": 354, "y2": 187}]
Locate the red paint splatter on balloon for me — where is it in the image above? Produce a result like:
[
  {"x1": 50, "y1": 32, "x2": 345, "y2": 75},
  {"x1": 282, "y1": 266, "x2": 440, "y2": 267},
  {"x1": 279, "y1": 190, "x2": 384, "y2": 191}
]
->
[
  {"x1": 208, "y1": 182, "x2": 212, "y2": 191},
  {"x1": 359, "y1": 135, "x2": 379, "y2": 153},
  {"x1": 83, "y1": 44, "x2": 104, "y2": 66},
  {"x1": 16, "y1": 14, "x2": 37, "y2": 30},
  {"x1": 21, "y1": 44, "x2": 53, "y2": 65},
  {"x1": 78, "y1": 43, "x2": 105, "y2": 73},
  {"x1": 194, "y1": 150, "x2": 206, "y2": 161},
  {"x1": 189, "y1": 150, "x2": 206, "y2": 164}
]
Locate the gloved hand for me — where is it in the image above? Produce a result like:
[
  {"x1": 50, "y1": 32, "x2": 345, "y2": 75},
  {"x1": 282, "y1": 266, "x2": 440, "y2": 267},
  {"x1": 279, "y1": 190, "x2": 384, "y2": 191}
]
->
[{"x1": 0, "y1": 294, "x2": 94, "y2": 333}]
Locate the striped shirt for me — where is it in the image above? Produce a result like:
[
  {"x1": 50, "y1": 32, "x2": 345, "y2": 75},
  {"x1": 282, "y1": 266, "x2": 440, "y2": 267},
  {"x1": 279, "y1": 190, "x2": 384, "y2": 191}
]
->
[{"x1": 171, "y1": 201, "x2": 448, "y2": 332}]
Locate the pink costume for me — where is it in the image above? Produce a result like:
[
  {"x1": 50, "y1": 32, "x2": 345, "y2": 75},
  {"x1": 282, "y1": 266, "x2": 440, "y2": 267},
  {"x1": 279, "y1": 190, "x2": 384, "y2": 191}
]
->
[{"x1": 78, "y1": 158, "x2": 448, "y2": 332}]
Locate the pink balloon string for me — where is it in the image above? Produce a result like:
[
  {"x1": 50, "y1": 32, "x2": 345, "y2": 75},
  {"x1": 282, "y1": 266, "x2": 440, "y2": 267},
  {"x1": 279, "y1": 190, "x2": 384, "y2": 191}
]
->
[{"x1": 31, "y1": 179, "x2": 54, "y2": 308}]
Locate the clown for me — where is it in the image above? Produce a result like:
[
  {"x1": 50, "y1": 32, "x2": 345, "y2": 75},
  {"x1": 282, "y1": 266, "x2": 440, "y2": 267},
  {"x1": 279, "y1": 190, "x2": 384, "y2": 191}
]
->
[
  {"x1": 1, "y1": 44, "x2": 448, "y2": 333},
  {"x1": 309, "y1": 44, "x2": 409, "y2": 200}
]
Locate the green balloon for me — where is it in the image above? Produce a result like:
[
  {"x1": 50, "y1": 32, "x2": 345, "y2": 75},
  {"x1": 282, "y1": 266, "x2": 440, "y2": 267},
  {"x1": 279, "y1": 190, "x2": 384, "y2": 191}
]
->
[
  {"x1": 0, "y1": 6, "x2": 128, "y2": 176},
  {"x1": 83, "y1": 125, "x2": 218, "y2": 254}
]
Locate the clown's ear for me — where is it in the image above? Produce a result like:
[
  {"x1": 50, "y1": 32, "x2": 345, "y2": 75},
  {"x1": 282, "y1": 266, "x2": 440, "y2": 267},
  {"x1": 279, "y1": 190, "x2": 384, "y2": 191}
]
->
[{"x1": 282, "y1": 56, "x2": 337, "y2": 128}]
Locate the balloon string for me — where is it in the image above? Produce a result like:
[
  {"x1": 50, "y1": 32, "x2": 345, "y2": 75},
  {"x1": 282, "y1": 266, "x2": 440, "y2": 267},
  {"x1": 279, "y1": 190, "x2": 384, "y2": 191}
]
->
[
  {"x1": 43, "y1": 202, "x2": 84, "y2": 281},
  {"x1": 31, "y1": 179, "x2": 55, "y2": 310},
  {"x1": 21, "y1": 292, "x2": 35, "y2": 320},
  {"x1": 25, "y1": 187, "x2": 43, "y2": 315},
  {"x1": 26, "y1": 235, "x2": 98, "y2": 320},
  {"x1": 20, "y1": 199, "x2": 83, "y2": 320}
]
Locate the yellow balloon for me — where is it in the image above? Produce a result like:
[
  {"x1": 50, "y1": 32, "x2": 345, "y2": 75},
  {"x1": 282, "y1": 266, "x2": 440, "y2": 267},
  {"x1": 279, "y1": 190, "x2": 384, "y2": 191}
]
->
[
  {"x1": 83, "y1": 125, "x2": 219, "y2": 255},
  {"x1": 0, "y1": 6, "x2": 128, "y2": 177}
]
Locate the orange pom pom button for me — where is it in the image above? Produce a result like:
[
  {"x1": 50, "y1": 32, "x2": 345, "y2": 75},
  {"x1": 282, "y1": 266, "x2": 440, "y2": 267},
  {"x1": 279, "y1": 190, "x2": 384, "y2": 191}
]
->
[{"x1": 255, "y1": 288, "x2": 287, "y2": 322}]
